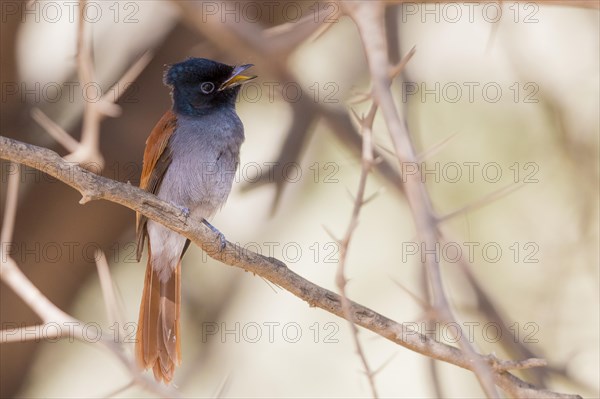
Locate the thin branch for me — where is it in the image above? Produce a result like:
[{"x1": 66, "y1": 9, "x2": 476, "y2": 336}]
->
[
  {"x1": 416, "y1": 131, "x2": 461, "y2": 162},
  {"x1": 488, "y1": 356, "x2": 548, "y2": 372},
  {"x1": 0, "y1": 260, "x2": 175, "y2": 398},
  {"x1": 334, "y1": 104, "x2": 379, "y2": 398},
  {"x1": 47, "y1": 1, "x2": 151, "y2": 168},
  {"x1": 0, "y1": 162, "x2": 20, "y2": 245},
  {"x1": 0, "y1": 154, "x2": 176, "y2": 398},
  {"x1": 67, "y1": 0, "x2": 104, "y2": 167},
  {"x1": 0, "y1": 266, "x2": 174, "y2": 398},
  {"x1": 438, "y1": 183, "x2": 526, "y2": 223},
  {"x1": 95, "y1": 249, "x2": 127, "y2": 343},
  {"x1": 428, "y1": 358, "x2": 445, "y2": 399},
  {"x1": 101, "y1": 50, "x2": 153, "y2": 117},
  {"x1": 103, "y1": 380, "x2": 136, "y2": 398},
  {"x1": 31, "y1": 108, "x2": 80, "y2": 152},
  {"x1": 0, "y1": 135, "x2": 582, "y2": 399},
  {"x1": 342, "y1": 2, "x2": 498, "y2": 397}
]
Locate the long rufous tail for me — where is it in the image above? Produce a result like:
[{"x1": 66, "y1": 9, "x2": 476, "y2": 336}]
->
[{"x1": 135, "y1": 243, "x2": 181, "y2": 383}]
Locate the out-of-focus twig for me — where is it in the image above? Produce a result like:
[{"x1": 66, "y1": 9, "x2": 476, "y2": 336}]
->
[
  {"x1": 66, "y1": 0, "x2": 104, "y2": 166},
  {"x1": 341, "y1": 1, "x2": 501, "y2": 397},
  {"x1": 0, "y1": 161, "x2": 175, "y2": 397},
  {"x1": 438, "y1": 183, "x2": 525, "y2": 223},
  {"x1": 30, "y1": 109, "x2": 80, "y2": 152},
  {"x1": 35, "y1": 0, "x2": 152, "y2": 169}
]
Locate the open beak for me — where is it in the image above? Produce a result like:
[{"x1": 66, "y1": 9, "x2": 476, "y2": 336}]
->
[{"x1": 219, "y1": 64, "x2": 257, "y2": 91}]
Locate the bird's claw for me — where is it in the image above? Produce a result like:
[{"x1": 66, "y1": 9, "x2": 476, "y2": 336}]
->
[
  {"x1": 180, "y1": 207, "x2": 190, "y2": 218},
  {"x1": 216, "y1": 232, "x2": 227, "y2": 251},
  {"x1": 202, "y1": 219, "x2": 227, "y2": 251}
]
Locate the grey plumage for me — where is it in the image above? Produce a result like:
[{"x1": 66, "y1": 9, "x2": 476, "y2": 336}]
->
[{"x1": 148, "y1": 110, "x2": 244, "y2": 282}]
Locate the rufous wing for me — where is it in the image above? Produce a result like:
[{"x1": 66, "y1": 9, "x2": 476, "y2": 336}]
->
[{"x1": 136, "y1": 110, "x2": 177, "y2": 261}]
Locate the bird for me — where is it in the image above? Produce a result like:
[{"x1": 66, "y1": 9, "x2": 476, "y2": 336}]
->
[{"x1": 134, "y1": 58, "x2": 256, "y2": 383}]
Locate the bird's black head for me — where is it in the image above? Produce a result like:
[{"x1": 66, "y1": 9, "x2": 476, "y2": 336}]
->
[{"x1": 164, "y1": 58, "x2": 256, "y2": 116}]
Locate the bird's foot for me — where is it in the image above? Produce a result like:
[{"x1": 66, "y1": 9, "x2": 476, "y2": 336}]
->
[
  {"x1": 202, "y1": 219, "x2": 227, "y2": 251},
  {"x1": 180, "y1": 207, "x2": 190, "y2": 218},
  {"x1": 179, "y1": 207, "x2": 190, "y2": 223}
]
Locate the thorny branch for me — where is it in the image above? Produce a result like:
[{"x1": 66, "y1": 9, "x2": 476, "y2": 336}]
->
[
  {"x1": 333, "y1": 103, "x2": 379, "y2": 397},
  {"x1": 0, "y1": 136, "x2": 582, "y2": 399},
  {"x1": 341, "y1": 1, "x2": 522, "y2": 397},
  {"x1": 332, "y1": 43, "x2": 416, "y2": 396}
]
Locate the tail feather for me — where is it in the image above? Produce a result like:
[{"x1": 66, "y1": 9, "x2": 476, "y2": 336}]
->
[{"x1": 136, "y1": 243, "x2": 181, "y2": 384}]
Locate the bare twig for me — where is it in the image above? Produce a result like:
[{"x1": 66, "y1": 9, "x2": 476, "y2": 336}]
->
[
  {"x1": 487, "y1": 356, "x2": 548, "y2": 372},
  {"x1": 31, "y1": 108, "x2": 80, "y2": 152},
  {"x1": 438, "y1": 183, "x2": 526, "y2": 223},
  {"x1": 0, "y1": 160, "x2": 176, "y2": 398},
  {"x1": 342, "y1": 1, "x2": 499, "y2": 396},
  {"x1": 416, "y1": 131, "x2": 460, "y2": 162},
  {"x1": 36, "y1": 0, "x2": 151, "y2": 168},
  {"x1": 66, "y1": 0, "x2": 104, "y2": 167},
  {"x1": 334, "y1": 104, "x2": 379, "y2": 397},
  {"x1": 95, "y1": 249, "x2": 127, "y2": 343},
  {"x1": 332, "y1": 44, "x2": 418, "y2": 395},
  {"x1": 0, "y1": 163, "x2": 20, "y2": 245},
  {"x1": 0, "y1": 135, "x2": 582, "y2": 399}
]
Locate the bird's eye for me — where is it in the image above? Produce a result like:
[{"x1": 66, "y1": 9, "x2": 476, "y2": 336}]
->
[{"x1": 200, "y1": 82, "x2": 215, "y2": 94}]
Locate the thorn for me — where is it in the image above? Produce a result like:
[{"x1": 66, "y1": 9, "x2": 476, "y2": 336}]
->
[
  {"x1": 350, "y1": 108, "x2": 363, "y2": 125},
  {"x1": 322, "y1": 225, "x2": 339, "y2": 243},
  {"x1": 389, "y1": 45, "x2": 417, "y2": 80},
  {"x1": 389, "y1": 276, "x2": 429, "y2": 310},
  {"x1": 372, "y1": 352, "x2": 398, "y2": 376},
  {"x1": 362, "y1": 190, "x2": 381, "y2": 206},
  {"x1": 348, "y1": 91, "x2": 373, "y2": 105},
  {"x1": 439, "y1": 183, "x2": 526, "y2": 223},
  {"x1": 345, "y1": 187, "x2": 357, "y2": 202},
  {"x1": 417, "y1": 131, "x2": 461, "y2": 162}
]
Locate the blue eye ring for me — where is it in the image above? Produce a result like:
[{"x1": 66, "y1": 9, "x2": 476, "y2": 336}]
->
[{"x1": 200, "y1": 81, "x2": 215, "y2": 94}]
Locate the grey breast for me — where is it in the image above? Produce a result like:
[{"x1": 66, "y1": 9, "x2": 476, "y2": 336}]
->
[{"x1": 157, "y1": 108, "x2": 245, "y2": 219}]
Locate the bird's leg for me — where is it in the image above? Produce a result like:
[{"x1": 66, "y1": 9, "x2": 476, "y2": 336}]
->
[
  {"x1": 202, "y1": 219, "x2": 227, "y2": 251},
  {"x1": 179, "y1": 207, "x2": 190, "y2": 224}
]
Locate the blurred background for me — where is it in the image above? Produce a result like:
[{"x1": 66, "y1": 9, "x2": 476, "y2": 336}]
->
[{"x1": 1, "y1": 1, "x2": 598, "y2": 398}]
